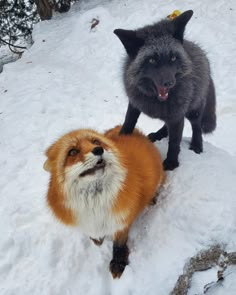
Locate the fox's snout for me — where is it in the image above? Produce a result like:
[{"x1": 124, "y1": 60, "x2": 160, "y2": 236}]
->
[
  {"x1": 92, "y1": 146, "x2": 104, "y2": 156},
  {"x1": 152, "y1": 68, "x2": 176, "y2": 89},
  {"x1": 159, "y1": 78, "x2": 175, "y2": 88}
]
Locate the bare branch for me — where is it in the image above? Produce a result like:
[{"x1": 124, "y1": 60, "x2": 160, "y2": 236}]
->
[
  {"x1": 0, "y1": 37, "x2": 27, "y2": 49},
  {"x1": 171, "y1": 245, "x2": 236, "y2": 295}
]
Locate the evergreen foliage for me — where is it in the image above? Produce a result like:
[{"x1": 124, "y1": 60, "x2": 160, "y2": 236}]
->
[
  {"x1": 0, "y1": 0, "x2": 39, "y2": 47},
  {"x1": 0, "y1": 0, "x2": 76, "y2": 49}
]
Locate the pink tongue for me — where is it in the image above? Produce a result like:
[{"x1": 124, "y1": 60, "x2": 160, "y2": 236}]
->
[{"x1": 158, "y1": 87, "x2": 168, "y2": 99}]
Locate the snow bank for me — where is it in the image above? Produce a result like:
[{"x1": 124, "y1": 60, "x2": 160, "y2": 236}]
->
[{"x1": 0, "y1": 139, "x2": 235, "y2": 295}]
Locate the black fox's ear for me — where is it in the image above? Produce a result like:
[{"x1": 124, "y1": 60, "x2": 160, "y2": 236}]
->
[
  {"x1": 172, "y1": 10, "x2": 193, "y2": 42},
  {"x1": 114, "y1": 29, "x2": 144, "y2": 56}
]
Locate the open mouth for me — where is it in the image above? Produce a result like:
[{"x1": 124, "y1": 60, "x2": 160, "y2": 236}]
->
[
  {"x1": 157, "y1": 87, "x2": 169, "y2": 101},
  {"x1": 80, "y1": 159, "x2": 106, "y2": 177}
]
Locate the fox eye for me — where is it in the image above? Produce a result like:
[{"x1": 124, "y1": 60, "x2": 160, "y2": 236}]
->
[
  {"x1": 68, "y1": 148, "x2": 80, "y2": 156},
  {"x1": 148, "y1": 57, "x2": 157, "y2": 64},
  {"x1": 171, "y1": 55, "x2": 177, "y2": 62},
  {"x1": 92, "y1": 139, "x2": 101, "y2": 145}
]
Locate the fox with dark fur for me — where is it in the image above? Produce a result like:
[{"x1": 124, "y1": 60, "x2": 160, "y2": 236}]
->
[{"x1": 114, "y1": 10, "x2": 216, "y2": 170}]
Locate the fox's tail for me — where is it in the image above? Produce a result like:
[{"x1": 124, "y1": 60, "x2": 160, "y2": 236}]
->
[{"x1": 201, "y1": 77, "x2": 216, "y2": 133}]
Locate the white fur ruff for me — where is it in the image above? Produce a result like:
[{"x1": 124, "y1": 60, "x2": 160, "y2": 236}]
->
[{"x1": 64, "y1": 149, "x2": 127, "y2": 239}]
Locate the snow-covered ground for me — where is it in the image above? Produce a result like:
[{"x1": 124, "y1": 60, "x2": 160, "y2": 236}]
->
[
  {"x1": 0, "y1": 47, "x2": 19, "y2": 73},
  {"x1": 0, "y1": 0, "x2": 236, "y2": 294}
]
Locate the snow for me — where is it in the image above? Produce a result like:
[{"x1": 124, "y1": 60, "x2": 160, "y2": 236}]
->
[
  {"x1": 189, "y1": 266, "x2": 236, "y2": 295},
  {"x1": 0, "y1": 0, "x2": 236, "y2": 294},
  {"x1": 0, "y1": 47, "x2": 19, "y2": 73}
]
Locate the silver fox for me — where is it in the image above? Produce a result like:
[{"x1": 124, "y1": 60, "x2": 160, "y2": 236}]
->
[{"x1": 114, "y1": 10, "x2": 216, "y2": 170}]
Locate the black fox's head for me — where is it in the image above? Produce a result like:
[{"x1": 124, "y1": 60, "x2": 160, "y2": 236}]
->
[{"x1": 114, "y1": 10, "x2": 193, "y2": 101}]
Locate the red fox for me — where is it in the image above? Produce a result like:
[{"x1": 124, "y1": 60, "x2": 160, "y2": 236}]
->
[{"x1": 44, "y1": 126, "x2": 165, "y2": 278}]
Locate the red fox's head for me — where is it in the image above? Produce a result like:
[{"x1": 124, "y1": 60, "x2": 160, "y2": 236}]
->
[
  {"x1": 44, "y1": 129, "x2": 127, "y2": 225},
  {"x1": 44, "y1": 128, "x2": 127, "y2": 181}
]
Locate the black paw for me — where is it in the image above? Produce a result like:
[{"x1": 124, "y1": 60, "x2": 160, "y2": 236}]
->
[
  {"x1": 148, "y1": 131, "x2": 164, "y2": 142},
  {"x1": 189, "y1": 143, "x2": 203, "y2": 154},
  {"x1": 148, "y1": 132, "x2": 157, "y2": 142},
  {"x1": 163, "y1": 159, "x2": 179, "y2": 171},
  {"x1": 109, "y1": 259, "x2": 128, "y2": 279}
]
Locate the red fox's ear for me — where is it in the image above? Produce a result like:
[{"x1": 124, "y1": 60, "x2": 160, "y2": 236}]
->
[
  {"x1": 43, "y1": 159, "x2": 51, "y2": 172},
  {"x1": 44, "y1": 144, "x2": 56, "y2": 172}
]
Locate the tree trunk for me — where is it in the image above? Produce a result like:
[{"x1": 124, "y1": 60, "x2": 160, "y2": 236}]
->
[{"x1": 34, "y1": 0, "x2": 52, "y2": 20}]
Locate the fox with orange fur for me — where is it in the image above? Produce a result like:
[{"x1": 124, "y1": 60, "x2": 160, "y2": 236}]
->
[{"x1": 44, "y1": 126, "x2": 165, "y2": 278}]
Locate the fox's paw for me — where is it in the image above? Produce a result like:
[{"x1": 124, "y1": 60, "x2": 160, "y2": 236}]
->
[
  {"x1": 163, "y1": 159, "x2": 179, "y2": 171},
  {"x1": 148, "y1": 131, "x2": 166, "y2": 142},
  {"x1": 189, "y1": 143, "x2": 203, "y2": 154},
  {"x1": 148, "y1": 132, "x2": 158, "y2": 142},
  {"x1": 109, "y1": 259, "x2": 128, "y2": 279},
  {"x1": 148, "y1": 126, "x2": 168, "y2": 142}
]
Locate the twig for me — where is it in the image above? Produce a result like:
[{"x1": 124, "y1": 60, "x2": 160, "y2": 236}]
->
[
  {"x1": 0, "y1": 37, "x2": 27, "y2": 50},
  {"x1": 171, "y1": 245, "x2": 236, "y2": 295}
]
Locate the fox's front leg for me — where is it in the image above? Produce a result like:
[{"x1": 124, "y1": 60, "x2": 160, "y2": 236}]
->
[
  {"x1": 148, "y1": 124, "x2": 168, "y2": 142},
  {"x1": 164, "y1": 119, "x2": 184, "y2": 170},
  {"x1": 120, "y1": 103, "x2": 140, "y2": 135},
  {"x1": 110, "y1": 228, "x2": 129, "y2": 279}
]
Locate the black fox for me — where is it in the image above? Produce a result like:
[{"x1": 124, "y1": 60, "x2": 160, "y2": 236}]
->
[{"x1": 114, "y1": 10, "x2": 216, "y2": 170}]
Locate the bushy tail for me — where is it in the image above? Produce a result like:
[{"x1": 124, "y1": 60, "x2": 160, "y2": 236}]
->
[{"x1": 201, "y1": 77, "x2": 216, "y2": 133}]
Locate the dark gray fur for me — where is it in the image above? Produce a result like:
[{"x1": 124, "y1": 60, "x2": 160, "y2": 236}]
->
[{"x1": 114, "y1": 10, "x2": 216, "y2": 170}]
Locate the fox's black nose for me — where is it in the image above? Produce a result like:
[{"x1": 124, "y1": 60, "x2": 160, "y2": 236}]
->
[
  {"x1": 92, "y1": 146, "x2": 104, "y2": 156},
  {"x1": 163, "y1": 80, "x2": 174, "y2": 88}
]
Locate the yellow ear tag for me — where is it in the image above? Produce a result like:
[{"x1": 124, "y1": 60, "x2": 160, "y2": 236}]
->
[{"x1": 167, "y1": 10, "x2": 182, "y2": 20}]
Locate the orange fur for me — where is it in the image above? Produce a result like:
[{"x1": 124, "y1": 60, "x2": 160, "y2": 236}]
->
[
  {"x1": 45, "y1": 126, "x2": 164, "y2": 228},
  {"x1": 44, "y1": 125, "x2": 165, "y2": 277},
  {"x1": 45, "y1": 128, "x2": 116, "y2": 225},
  {"x1": 105, "y1": 126, "x2": 165, "y2": 228}
]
